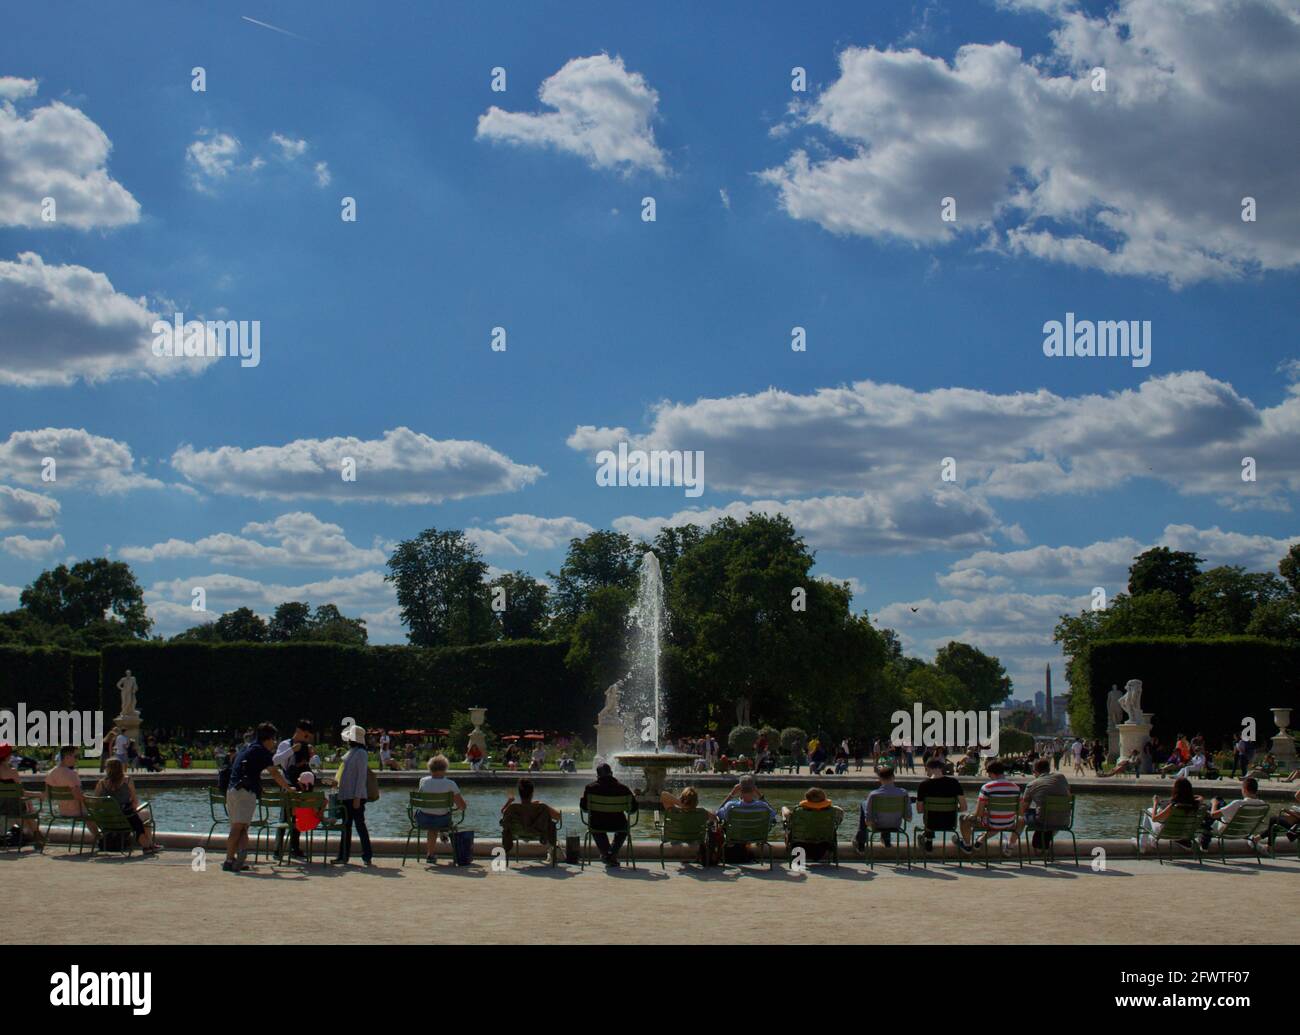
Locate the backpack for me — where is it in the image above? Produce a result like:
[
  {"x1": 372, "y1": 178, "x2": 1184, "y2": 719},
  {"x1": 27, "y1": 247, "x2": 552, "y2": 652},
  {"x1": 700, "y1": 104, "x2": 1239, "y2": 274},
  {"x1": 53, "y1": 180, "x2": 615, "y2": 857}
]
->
[{"x1": 366, "y1": 767, "x2": 380, "y2": 802}]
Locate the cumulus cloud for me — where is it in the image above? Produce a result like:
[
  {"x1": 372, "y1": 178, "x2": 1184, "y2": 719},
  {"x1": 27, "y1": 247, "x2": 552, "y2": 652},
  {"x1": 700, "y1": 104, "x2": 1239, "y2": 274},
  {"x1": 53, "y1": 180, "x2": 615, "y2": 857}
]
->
[
  {"x1": 0, "y1": 484, "x2": 60, "y2": 529},
  {"x1": 761, "y1": 0, "x2": 1300, "y2": 285},
  {"x1": 0, "y1": 583, "x2": 21, "y2": 608},
  {"x1": 466, "y1": 514, "x2": 595, "y2": 557},
  {"x1": 0, "y1": 252, "x2": 218, "y2": 386},
  {"x1": 477, "y1": 54, "x2": 668, "y2": 176},
  {"x1": 119, "y1": 511, "x2": 385, "y2": 569},
  {"x1": 1, "y1": 533, "x2": 65, "y2": 559},
  {"x1": 0, "y1": 428, "x2": 163, "y2": 493},
  {"x1": 0, "y1": 81, "x2": 140, "y2": 228},
  {"x1": 145, "y1": 569, "x2": 398, "y2": 638},
  {"x1": 568, "y1": 372, "x2": 1300, "y2": 510},
  {"x1": 185, "y1": 130, "x2": 264, "y2": 190},
  {"x1": 611, "y1": 486, "x2": 1001, "y2": 555},
  {"x1": 170, "y1": 427, "x2": 543, "y2": 504}
]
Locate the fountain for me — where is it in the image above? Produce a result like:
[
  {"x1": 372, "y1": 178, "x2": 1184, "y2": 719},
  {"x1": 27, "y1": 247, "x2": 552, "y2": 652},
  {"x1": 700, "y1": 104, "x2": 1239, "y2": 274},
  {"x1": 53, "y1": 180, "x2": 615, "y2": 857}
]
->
[{"x1": 612, "y1": 552, "x2": 694, "y2": 801}]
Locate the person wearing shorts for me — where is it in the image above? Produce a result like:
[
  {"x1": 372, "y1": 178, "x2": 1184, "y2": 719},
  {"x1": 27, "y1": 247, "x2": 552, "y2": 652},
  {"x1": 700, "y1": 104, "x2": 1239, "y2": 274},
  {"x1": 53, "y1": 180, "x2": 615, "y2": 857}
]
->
[
  {"x1": 416, "y1": 754, "x2": 466, "y2": 862},
  {"x1": 224, "y1": 723, "x2": 292, "y2": 872}
]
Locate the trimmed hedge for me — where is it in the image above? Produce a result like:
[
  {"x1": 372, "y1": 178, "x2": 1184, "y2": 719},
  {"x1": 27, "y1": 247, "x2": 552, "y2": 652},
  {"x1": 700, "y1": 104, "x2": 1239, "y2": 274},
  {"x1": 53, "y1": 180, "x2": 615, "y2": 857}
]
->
[
  {"x1": 0, "y1": 646, "x2": 100, "y2": 713},
  {"x1": 97, "y1": 639, "x2": 593, "y2": 739},
  {"x1": 1083, "y1": 637, "x2": 1299, "y2": 747}
]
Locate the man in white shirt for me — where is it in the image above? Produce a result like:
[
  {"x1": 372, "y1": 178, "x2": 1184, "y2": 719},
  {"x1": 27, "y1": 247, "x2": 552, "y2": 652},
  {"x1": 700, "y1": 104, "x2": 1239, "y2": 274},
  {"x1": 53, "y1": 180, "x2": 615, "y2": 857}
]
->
[
  {"x1": 1200, "y1": 777, "x2": 1261, "y2": 849},
  {"x1": 271, "y1": 718, "x2": 315, "y2": 858}
]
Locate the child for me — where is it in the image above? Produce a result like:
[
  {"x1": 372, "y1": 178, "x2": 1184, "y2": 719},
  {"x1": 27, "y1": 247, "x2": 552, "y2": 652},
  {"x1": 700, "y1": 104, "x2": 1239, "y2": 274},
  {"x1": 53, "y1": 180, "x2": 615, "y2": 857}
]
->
[{"x1": 293, "y1": 770, "x2": 323, "y2": 833}]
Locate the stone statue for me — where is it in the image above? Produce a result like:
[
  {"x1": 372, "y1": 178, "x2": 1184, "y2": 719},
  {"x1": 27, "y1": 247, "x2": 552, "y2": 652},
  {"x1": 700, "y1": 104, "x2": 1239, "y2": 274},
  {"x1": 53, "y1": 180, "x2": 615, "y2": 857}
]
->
[
  {"x1": 735, "y1": 694, "x2": 751, "y2": 728},
  {"x1": 116, "y1": 670, "x2": 139, "y2": 717},
  {"x1": 1106, "y1": 685, "x2": 1124, "y2": 728},
  {"x1": 1120, "y1": 679, "x2": 1144, "y2": 723},
  {"x1": 598, "y1": 679, "x2": 623, "y2": 723}
]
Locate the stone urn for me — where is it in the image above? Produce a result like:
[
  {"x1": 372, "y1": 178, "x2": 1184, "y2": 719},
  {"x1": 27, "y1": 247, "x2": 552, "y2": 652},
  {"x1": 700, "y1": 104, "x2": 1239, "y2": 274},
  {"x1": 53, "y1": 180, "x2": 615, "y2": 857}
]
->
[
  {"x1": 1270, "y1": 707, "x2": 1297, "y2": 762},
  {"x1": 467, "y1": 707, "x2": 487, "y2": 758}
]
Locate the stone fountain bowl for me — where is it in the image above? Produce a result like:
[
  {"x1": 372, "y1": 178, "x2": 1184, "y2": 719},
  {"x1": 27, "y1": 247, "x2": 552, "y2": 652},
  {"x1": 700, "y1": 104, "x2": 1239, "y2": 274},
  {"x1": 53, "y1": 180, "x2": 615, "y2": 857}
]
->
[{"x1": 612, "y1": 752, "x2": 698, "y2": 801}]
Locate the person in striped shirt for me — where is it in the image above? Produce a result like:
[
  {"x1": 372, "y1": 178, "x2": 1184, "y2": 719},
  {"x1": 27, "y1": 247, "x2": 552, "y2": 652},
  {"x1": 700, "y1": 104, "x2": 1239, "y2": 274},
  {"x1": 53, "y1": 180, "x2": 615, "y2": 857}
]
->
[{"x1": 959, "y1": 759, "x2": 1023, "y2": 856}]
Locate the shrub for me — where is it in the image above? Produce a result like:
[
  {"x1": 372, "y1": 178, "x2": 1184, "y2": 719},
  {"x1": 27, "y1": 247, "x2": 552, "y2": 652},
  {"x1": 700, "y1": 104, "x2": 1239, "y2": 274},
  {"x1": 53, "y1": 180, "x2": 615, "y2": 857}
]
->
[
  {"x1": 779, "y1": 726, "x2": 808, "y2": 754},
  {"x1": 997, "y1": 727, "x2": 1033, "y2": 754},
  {"x1": 727, "y1": 724, "x2": 758, "y2": 755}
]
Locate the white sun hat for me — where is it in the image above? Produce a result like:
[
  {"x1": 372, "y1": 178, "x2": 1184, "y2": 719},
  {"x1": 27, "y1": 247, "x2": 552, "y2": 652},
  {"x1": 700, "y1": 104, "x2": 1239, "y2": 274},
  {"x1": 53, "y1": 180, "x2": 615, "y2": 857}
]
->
[{"x1": 342, "y1": 724, "x2": 368, "y2": 745}]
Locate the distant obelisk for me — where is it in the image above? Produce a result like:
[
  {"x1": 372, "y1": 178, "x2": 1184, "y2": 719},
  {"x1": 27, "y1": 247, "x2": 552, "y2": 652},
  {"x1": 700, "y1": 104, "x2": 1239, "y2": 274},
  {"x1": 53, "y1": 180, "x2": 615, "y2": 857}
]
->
[{"x1": 1044, "y1": 663, "x2": 1053, "y2": 726}]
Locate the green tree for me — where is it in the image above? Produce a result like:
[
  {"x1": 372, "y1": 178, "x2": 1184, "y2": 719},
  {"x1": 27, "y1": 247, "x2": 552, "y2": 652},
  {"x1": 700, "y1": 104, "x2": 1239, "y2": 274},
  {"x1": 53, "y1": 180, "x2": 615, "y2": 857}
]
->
[
  {"x1": 564, "y1": 585, "x2": 633, "y2": 693},
  {"x1": 489, "y1": 571, "x2": 551, "y2": 640},
  {"x1": 548, "y1": 530, "x2": 640, "y2": 632},
  {"x1": 934, "y1": 640, "x2": 1012, "y2": 710},
  {"x1": 1280, "y1": 543, "x2": 1300, "y2": 597},
  {"x1": 170, "y1": 622, "x2": 221, "y2": 642},
  {"x1": 899, "y1": 663, "x2": 967, "y2": 712},
  {"x1": 1244, "y1": 597, "x2": 1300, "y2": 640},
  {"x1": 385, "y1": 528, "x2": 494, "y2": 647},
  {"x1": 1190, "y1": 566, "x2": 1289, "y2": 637},
  {"x1": 268, "y1": 601, "x2": 312, "y2": 641},
  {"x1": 1128, "y1": 547, "x2": 1202, "y2": 619},
  {"x1": 214, "y1": 606, "x2": 268, "y2": 642},
  {"x1": 307, "y1": 604, "x2": 368, "y2": 645},
  {"x1": 20, "y1": 558, "x2": 151, "y2": 638}
]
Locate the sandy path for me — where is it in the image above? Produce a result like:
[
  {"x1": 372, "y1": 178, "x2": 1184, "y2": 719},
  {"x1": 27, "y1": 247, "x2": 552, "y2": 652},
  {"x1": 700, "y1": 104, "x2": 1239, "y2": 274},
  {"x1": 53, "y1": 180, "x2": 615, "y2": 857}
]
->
[{"x1": 7, "y1": 850, "x2": 1299, "y2": 944}]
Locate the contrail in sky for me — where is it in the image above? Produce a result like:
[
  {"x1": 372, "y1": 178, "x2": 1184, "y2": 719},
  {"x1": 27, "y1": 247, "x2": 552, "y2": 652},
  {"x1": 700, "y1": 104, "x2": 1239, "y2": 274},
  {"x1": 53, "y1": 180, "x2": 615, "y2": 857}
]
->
[{"x1": 241, "y1": 15, "x2": 306, "y2": 40}]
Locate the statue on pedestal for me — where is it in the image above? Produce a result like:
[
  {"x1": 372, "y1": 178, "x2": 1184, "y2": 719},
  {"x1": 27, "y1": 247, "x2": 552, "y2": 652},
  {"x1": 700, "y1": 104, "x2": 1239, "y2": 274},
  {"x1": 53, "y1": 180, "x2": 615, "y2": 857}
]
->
[
  {"x1": 735, "y1": 694, "x2": 751, "y2": 728},
  {"x1": 116, "y1": 670, "x2": 139, "y2": 718},
  {"x1": 596, "y1": 679, "x2": 626, "y2": 761},
  {"x1": 1120, "y1": 679, "x2": 1145, "y2": 724},
  {"x1": 1106, "y1": 686, "x2": 1124, "y2": 729},
  {"x1": 598, "y1": 679, "x2": 623, "y2": 724}
]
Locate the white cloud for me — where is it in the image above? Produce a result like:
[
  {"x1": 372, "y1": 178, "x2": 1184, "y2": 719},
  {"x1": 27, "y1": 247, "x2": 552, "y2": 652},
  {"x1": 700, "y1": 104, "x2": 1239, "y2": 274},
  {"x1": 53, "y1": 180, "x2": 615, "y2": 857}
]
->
[
  {"x1": 466, "y1": 514, "x2": 594, "y2": 557},
  {"x1": 569, "y1": 371, "x2": 1300, "y2": 510},
  {"x1": 477, "y1": 54, "x2": 668, "y2": 176},
  {"x1": 0, "y1": 583, "x2": 21, "y2": 608},
  {"x1": 1, "y1": 533, "x2": 65, "y2": 559},
  {"x1": 815, "y1": 571, "x2": 865, "y2": 598},
  {"x1": 187, "y1": 130, "x2": 330, "y2": 191},
  {"x1": 0, "y1": 83, "x2": 140, "y2": 228},
  {"x1": 270, "y1": 132, "x2": 308, "y2": 159},
  {"x1": 760, "y1": 0, "x2": 1300, "y2": 285},
  {"x1": 0, "y1": 428, "x2": 163, "y2": 493},
  {"x1": 145, "y1": 568, "x2": 397, "y2": 638},
  {"x1": 0, "y1": 77, "x2": 38, "y2": 101},
  {"x1": 611, "y1": 486, "x2": 1001, "y2": 555},
  {"x1": 0, "y1": 484, "x2": 60, "y2": 529},
  {"x1": 313, "y1": 160, "x2": 331, "y2": 187},
  {"x1": 120, "y1": 511, "x2": 385, "y2": 569},
  {"x1": 0, "y1": 252, "x2": 218, "y2": 387},
  {"x1": 170, "y1": 426, "x2": 543, "y2": 504}
]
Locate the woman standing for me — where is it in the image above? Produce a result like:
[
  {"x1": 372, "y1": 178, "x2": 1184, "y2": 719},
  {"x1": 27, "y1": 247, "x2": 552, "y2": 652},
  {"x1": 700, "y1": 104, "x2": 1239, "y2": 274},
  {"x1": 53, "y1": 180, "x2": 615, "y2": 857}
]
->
[{"x1": 333, "y1": 724, "x2": 373, "y2": 866}]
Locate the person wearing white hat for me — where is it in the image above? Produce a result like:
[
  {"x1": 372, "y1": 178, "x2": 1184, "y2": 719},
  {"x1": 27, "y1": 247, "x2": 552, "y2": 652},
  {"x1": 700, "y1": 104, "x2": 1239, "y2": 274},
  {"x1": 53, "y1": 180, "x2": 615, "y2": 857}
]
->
[{"x1": 333, "y1": 724, "x2": 373, "y2": 865}]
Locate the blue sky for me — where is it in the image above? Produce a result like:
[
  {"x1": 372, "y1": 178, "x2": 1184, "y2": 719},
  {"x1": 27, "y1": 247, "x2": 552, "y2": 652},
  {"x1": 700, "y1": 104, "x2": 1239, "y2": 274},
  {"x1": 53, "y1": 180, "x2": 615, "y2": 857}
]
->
[{"x1": 2, "y1": 0, "x2": 1298, "y2": 694}]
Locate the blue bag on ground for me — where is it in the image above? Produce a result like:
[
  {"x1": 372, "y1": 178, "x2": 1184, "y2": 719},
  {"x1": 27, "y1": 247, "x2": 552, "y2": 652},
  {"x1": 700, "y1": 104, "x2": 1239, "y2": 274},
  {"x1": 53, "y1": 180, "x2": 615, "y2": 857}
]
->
[{"x1": 452, "y1": 829, "x2": 474, "y2": 865}]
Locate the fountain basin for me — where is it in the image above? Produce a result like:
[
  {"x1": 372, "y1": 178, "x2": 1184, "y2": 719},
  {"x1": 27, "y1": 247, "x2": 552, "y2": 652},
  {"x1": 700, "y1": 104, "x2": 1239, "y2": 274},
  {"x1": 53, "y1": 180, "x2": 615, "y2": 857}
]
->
[{"x1": 613, "y1": 752, "x2": 697, "y2": 800}]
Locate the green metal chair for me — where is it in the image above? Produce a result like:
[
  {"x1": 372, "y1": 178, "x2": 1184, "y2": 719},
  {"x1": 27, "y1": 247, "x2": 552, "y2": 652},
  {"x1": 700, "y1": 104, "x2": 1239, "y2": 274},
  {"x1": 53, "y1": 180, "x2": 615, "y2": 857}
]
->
[
  {"x1": 503, "y1": 809, "x2": 563, "y2": 868},
  {"x1": 205, "y1": 787, "x2": 230, "y2": 847},
  {"x1": 82, "y1": 795, "x2": 154, "y2": 857},
  {"x1": 1207, "y1": 800, "x2": 1269, "y2": 865},
  {"x1": 720, "y1": 807, "x2": 776, "y2": 870},
  {"x1": 917, "y1": 796, "x2": 962, "y2": 868},
  {"x1": 44, "y1": 785, "x2": 88, "y2": 853},
  {"x1": 401, "y1": 791, "x2": 466, "y2": 866},
  {"x1": 783, "y1": 805, "x2": 843, "y2": 868},
  {"x1": 1024, "y1": 794, "x2": 1078, "y2": 867},
  {"x1": 973, "y1": 792, "x2": 1024, "y2": 869},
  {"x1": 1137, "y1": 803, "x2": 1205, "y2": 865},
  {"x1": 287, "y1": 790, "x2": 335, "y2": 864},
  {"x1": 863, "y1": 795, "x2": 912, "y2": 869},
  {"x1": 580, "y1": 794, "x2": 638, "y2": 869},
  {"x1": 0, "y1": 782, "x2": 41, "y2": 852},
  {"x1": 659, "y1": 808, "x2": 710, "y2": 869},
  {"x1": 1267, "y1": 811, "x2": 1300, "y2": 859},
  {"x1": 252, "y1": 789, "x2": 291, "y2": 863}
]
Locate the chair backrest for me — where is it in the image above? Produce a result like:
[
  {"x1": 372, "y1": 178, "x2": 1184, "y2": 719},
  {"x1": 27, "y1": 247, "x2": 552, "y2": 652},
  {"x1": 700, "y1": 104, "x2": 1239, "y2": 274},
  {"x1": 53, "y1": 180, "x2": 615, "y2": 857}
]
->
[
  {"x1": 83, "y1": 795, "x2": 131, "y2": 831},
  {"x1": 920, "y1": 796, "x2": 958, "y2": 829},
  {"x1": 258, "y1": 789, "x2": 290, "y2": 813},
  {"x1": 787, "y1": 806, "x2": 841, "y2": 842},
  {"x1": 0, "y1": 781, "x2": 23, "y2": 817},
  {"x1": 586, "y1": 794, "x2": 634, "y2": 815},
  {"x1": 409, "y1": 791, "x2": 452, "y2": 817},
  {"x1": 207, "y1": 786, "x2": 228, "y2": 816},
  {"x1": 723, "y1": 806, "x2": 774, "y2": 841},
  {"x1": 291, "y1": 790, "x2": 326, "y2": 810},
  {"x1": 1218, "y1": 800, "x2": 1269, "y2": 837},
  {"x1": 1157, "y1": 803, "x2": 1204, "y2": 837},
  {"x1": 662, "y1": 808, "x2": 709, "y2": 842},
  {"x1": 982, "y1": 792, "x2": 1021, "y2": 822},
  {"x1": 869, "y1": 792, "x2": 907, "y2": 829},
  {"x1": 1039, "y1": 795, "x2": 1075, "y2": 830}
]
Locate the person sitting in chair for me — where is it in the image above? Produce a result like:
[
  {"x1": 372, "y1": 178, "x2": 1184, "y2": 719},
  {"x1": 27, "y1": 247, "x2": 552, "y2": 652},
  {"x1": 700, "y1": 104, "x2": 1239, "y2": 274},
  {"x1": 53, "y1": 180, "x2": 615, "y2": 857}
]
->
[
  {"x1": 501, "y1": 777, "x2": 561, "y2": 864},
  {"x1": 580, "y1": 763, "x2": 637, "y2": 868},
  {"x1": 853, "y1": 765, "x2": 911, "y2": 852},
  {"x1": 780, "y1": 786, "x2": 840, "y2": 862},
  {"x1": 93, "y1": 759, "x2": 159, "y2": 853}
]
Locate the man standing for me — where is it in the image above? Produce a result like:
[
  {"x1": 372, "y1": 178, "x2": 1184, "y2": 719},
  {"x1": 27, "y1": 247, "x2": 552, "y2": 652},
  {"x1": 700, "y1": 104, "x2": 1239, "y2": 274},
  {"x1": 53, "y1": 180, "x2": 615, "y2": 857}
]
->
[
  {"x1": 580, "y1": 762, "x2": 636, "y2": 868},
  {"x1": 224, "y1": 723, "x2": 292, "y2": 873},
  {"x1": 272, "y1": 718, "x2": 315, "y2": 860}
]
